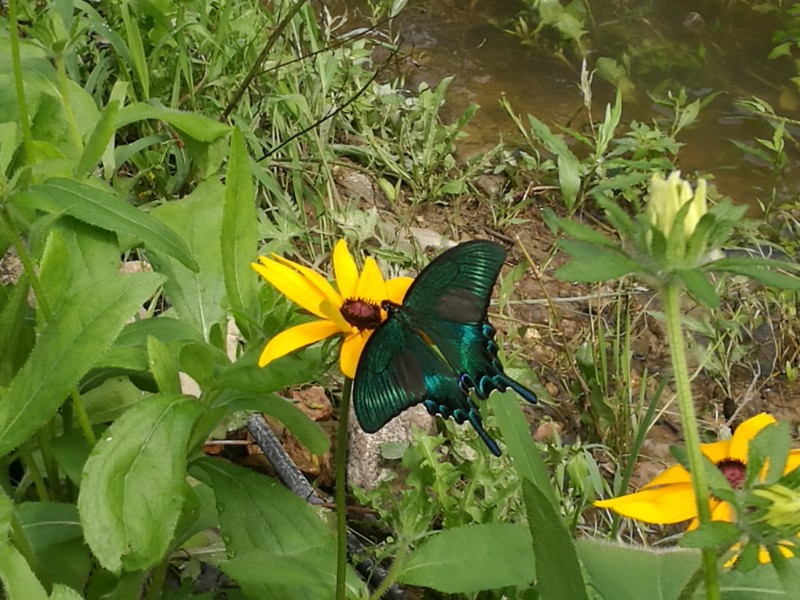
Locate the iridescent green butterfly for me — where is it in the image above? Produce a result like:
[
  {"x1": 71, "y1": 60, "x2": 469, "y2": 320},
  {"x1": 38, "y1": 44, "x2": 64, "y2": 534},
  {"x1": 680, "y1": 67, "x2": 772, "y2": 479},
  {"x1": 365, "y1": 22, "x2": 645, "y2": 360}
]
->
[{"x1": 353, "y1": 240, "x2": 537, "y2": 456}]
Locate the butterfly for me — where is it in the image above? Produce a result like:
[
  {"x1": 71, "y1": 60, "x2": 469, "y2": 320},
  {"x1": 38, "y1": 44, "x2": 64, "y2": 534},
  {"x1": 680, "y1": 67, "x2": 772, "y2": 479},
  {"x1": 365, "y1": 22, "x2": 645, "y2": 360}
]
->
[{"x1": 353, "y1": 240, "x2": 537, "y2": 456}]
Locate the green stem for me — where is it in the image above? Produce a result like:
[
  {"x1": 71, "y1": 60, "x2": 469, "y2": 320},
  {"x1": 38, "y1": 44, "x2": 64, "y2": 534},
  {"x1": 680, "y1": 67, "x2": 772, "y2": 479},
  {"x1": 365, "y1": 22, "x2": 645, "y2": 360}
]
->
[
  {"x1": 369, "y1": 541, "x2": 408, "y2": 600},
  {"x1": 8, "y1": 0, "x2": 34, "y2": 164},
  {"x1": 336, "y1": 377, "x2": 352, "y2": 600},
  {"x1": 662, "y1": 282, "x2": 720, "y2": 599}
]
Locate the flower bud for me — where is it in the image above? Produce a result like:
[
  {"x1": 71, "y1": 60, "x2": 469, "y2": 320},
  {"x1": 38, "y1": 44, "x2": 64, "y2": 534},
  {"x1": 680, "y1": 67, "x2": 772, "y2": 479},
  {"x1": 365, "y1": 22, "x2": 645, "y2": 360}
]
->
[
  {"x1": 752, "y1": 484, "x2": 800, "y2": 530},
  {"x1": 646, "y1": 171, "x2": 708, "y2": 238}
]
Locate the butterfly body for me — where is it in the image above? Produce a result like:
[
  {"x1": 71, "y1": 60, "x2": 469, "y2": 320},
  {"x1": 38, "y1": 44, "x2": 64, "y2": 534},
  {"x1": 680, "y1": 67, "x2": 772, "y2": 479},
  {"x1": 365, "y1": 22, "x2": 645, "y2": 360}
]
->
[{"x1": 353, "y1": 240, "x2": 537, "y2": 456}]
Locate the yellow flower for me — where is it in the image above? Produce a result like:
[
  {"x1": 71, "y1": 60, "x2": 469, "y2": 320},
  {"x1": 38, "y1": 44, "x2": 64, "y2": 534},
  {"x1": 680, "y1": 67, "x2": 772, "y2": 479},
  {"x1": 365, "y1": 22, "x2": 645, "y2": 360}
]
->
[
  {"x1": 646, "y1": 171, "x2": 708, "y2": 238},
  {"x1": 595, "y1": 413, "x2": 800, "y2": 562},
  {"x1": 251, "y1": 240, "x2": 413, "y2": 378}
]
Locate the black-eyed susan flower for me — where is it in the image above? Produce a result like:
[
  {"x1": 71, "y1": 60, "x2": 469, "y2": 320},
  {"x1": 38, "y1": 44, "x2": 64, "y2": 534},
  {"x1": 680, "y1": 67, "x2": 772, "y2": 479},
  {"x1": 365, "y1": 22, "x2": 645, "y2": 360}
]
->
[
  {"x1": 596, "y1": 413, "x2": 800, "y2": 562},
  {"x1": 645, "y1": 170, "x2": 708, "y2": 239},
  {"x1": 251, "y1": 240, "x2": 413, "y2": 378}
]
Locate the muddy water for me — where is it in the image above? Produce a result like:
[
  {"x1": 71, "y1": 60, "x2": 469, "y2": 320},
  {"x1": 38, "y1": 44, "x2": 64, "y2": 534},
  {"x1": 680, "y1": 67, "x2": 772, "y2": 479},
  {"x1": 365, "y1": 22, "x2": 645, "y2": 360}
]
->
[{"x1": 364, "y1": 1, "x2": 800, "y2": 209}]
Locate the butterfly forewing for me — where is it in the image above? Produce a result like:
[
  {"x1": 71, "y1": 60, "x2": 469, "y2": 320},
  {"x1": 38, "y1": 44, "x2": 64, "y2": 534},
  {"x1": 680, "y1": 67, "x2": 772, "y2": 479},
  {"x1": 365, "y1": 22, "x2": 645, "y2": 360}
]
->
[{"x1": 401, "y1": 241, "x2": 506, "y2": 323}]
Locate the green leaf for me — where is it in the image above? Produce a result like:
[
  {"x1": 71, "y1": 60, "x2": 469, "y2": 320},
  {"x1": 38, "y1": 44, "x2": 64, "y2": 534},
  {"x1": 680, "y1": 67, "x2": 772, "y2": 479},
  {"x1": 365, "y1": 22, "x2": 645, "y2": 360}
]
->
[
  {"x1": 222, "y1": 127, "x2": 258, "y2": 321},
  {"x1": 556, "y1": 240, "x2": 640, "y2": 282},
  {"x1": 115, "y1": 103, "x2": 230, "y2": 143},
  {"x1": 18, "y1": 503, "x2": 90, "y2": 592},
  {"x1": 717, "y1": 564, "x2": 789, "y2": 599},
  {"x1": 190, "y1": 458, "x2": 358, "y2": 598},
  {"x1": 212, "y1": 393, "x2": 329, "y2": 455},
  {"x1": 678, "y1": 269, "x2": 719, "y2": 309},
  {"x1": 705, "y1": 260, "x2": 800, "y2": 291},
  {"x1": 0, "y1": 544, "x2": 49, "y2": 600},
  {"x1": 223, "y1": 548, "x2": 365, "y2": 599},
  {"x1": 75, "y1": 100, "x2": 119, "y2": 178},
  {"x1": 150, "y1": 180, "x2": 227, "y2": 339},
  {"x1": 16, "y1": 179, "x2": 197, "y2": 271},
  {"x1": 552, "y1": 214, "x2": 619, "y2": 247},
  {"x1": 78, "y1": 395, "x2": 204, "y2": 572},
  {"x1": 578, "y1": 539, "x2": 700, "y2": 600},
  {"x1": 558, "y1": 151, "x2": 581, "y2": 212},
  {"x1": 399, "y1": 523, "x2": 535, "y2": 592},
  {"x1": 492, "y1": 390, "x2": 558, "y2": 507},
  {"x1": 0, "y1": 278, "x2": 34, "y2": 386},
  {"x1": 0, "y1": 272, "x2": 165, "y2": 457},
  {"x1": 147, "y1": 336, "x2": 181, "y2": 395},
  {"x1": 523, "y1": 480, "x2": 588, "y2": 600}
]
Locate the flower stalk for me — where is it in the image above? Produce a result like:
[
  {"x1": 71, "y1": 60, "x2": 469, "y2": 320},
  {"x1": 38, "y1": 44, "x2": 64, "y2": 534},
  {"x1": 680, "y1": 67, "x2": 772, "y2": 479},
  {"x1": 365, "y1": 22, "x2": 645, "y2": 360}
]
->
[
  {"x1": 662, "y1": 280, "x2": 720, "y2": 599},
  {"x1": 336, "y1": 376, "x2": 352, "y2": 600}
]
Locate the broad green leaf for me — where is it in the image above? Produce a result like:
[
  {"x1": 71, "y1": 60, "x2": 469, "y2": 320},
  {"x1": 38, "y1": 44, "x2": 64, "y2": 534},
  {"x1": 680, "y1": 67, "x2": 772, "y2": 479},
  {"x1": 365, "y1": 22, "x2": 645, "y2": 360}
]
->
[
  {"x1": 399, "y1": 523, "x2": 535, "y2": 592},
  {"x1": 150, "y1": 180, "x2": 227, "y2": 339},
  {"x1": 16, "y1": 179, "x2": 197, "y2": 271},
  {"x1": 78, "y1": 394, "x2": 204, "y2": 572},
  {"x1": 38, "y1": 229, "x2": 70, "y2": 316},
  {"x1": 678, "y1": 269, "x2": 719, "y2": 309},
  {"x1": 578, "y1": 539, "x2": 700, "y2": 600},
  {"x1": 0, "y1": 272, "x2": 165, "y2": 457},
  {"x1": 18, "y1": 503, "x2": 89, "y2": 592},
  {"x1": 523, "y1": 481, "x2": 588, "y2": 600},
  {"x1": 49, "y1": 585, "x2": 84, "y2": 600},
  {"x1": 0, "y1": 544, "x2": 48, "y2": 600},
  {"x1": 716, "y1": 565, "x2": 788, "y2": 599},
  {"x1": 191, "y1": 458, "x2": 351, "y2": 598},
  {"x1": 212, "y1": 354, "x2": 322, "y2": 395},
  {"x1": 18, "y1": 503, "x2": 81, "y2": 549},
  {"x1": 0, "y1": 277, "x2": 33, "y2": 386},
  {"x1": 222, "y1": 127, "x2": 258, "y2": 320},
  {"x1": 102, "y1": 317, "x2": 207, "y2": 371},
  {"x1": 556, "y1": 240, "x2": 640, "y2": 282},
  {"x1": 223, "y1": 548, "x2": 365, "y2": 599},
  {"x1": 148, "y1": 336, "x2": 181, "y2": 395},
  {"x1": 55, "y1": 219, "x2": 120, "y2": 297},
  {"x1": 492, "y1": 390, "x2": 557, "y2": 507},
  {"x1": 81, "y1": 376, "x2": 149, "y2": 424},
  {"x1": 50, "y1": 429, "x2": 92, "y2": 485},
  {"x1": 115, "y1": 103, "x2": 230, "y2": 143},
  {"x1": 211, "y1": 393, "x2": 329, "y2": 455},
  {"x1": 75, "y1": 100, "x2": 119, "y2": 178}
]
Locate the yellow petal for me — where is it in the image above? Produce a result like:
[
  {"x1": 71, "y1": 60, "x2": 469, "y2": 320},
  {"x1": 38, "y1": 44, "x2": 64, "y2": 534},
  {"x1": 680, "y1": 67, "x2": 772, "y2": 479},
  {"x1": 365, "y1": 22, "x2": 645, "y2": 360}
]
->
[
  {"x1": 387, "y1": 276, "x2": 414, "y2": 304},
  {"x1": 594, "y1": 482, "x2": 697, "y2": 524},
  {"x1": 710, "y1": 500, "x2": 735, "y2": 523},
  {"x1": 356, "y1": 257, "x2": 387, "y2": 305},
  {"x1": 258, "y1": 320, "x2": 341, "y2": 367},
  {"x1": 702, "y1": 440, "x2": 732, "y2": 465},
  {"x1": 333, "y1": 240, "x2": 359, "y2": 300},
  {"x1": 252, "y1": 258, "x2": 332, "y2": 320},
  {"x1": 784, "y1": 449, "x2": 800, "y2": 474},
  {"x1": 319, "y1": 297, "x2": 354, "y2": 334},
  {"x1": 340, "y1": 329, "x2": 371, "y2": 378},
  {"x1": 730, "y1": 413, "x2": 776, "y2": 461},
  {"x1": 642, "y1": 465, "x2": 691, "y2": 489},
  {"x1": 270, "y1": 254, "x2": 343, "y2": 310}
]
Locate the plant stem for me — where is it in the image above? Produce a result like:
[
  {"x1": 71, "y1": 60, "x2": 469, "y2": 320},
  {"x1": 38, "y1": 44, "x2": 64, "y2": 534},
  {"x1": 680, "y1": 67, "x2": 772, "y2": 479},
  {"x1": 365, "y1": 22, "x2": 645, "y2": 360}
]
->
[
  {"x1": 8, "y1": 0, "x2": 34, "y2": 164},
  {"x1": 662, "y1": 281, "x2": 720, "y2": 599},
  {"x1": 336, "y1": 376, "x2": 352, "y2": 600}
]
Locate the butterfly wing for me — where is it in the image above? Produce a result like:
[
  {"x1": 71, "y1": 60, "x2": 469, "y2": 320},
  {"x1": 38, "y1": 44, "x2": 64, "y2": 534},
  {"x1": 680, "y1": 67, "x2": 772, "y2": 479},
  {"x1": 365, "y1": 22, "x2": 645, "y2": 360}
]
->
[
  {"x1": 353, "y1": 317, "x2": 502, "y2": 456},
  {"x1": 402, "y1": 240, "x2": 538, "y2": 404}
]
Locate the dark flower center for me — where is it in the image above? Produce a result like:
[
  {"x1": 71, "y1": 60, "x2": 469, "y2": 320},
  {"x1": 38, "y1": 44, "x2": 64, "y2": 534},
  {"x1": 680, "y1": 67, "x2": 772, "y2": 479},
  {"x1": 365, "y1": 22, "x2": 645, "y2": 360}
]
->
[
  {"x1": 340, "y1": 298, "x2": 382, "y2": 330},
  {"x1": 717, "y1": 459, "x2": 747, "y2": 489}
]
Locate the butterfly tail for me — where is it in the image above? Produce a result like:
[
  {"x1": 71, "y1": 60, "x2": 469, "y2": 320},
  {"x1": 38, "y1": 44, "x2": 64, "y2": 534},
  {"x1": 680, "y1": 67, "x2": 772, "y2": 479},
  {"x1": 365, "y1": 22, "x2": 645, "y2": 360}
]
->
[
  {"x1": 465, "y1": 410, "x2": 502, "y2": 457},
  {"x1": 500, "y1": 375, "x2": 538, "y2": 405}
]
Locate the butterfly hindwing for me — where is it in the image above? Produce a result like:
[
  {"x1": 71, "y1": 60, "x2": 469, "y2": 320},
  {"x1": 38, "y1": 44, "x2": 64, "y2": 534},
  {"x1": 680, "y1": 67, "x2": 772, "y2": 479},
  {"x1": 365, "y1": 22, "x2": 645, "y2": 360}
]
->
[{"x1": 353, "y1": 316, "x2": 501, "y2": 455}]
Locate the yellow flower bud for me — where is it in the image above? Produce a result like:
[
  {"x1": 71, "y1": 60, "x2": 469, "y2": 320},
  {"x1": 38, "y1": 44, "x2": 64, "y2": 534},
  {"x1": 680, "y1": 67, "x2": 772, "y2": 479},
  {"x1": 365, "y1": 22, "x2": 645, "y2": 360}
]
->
[
  {"x1": 753, "y1": 484, "x2": 800, "y2": 530},
  {"x1": 646, "y1": 171, "x2": 708, "y2": 238}
]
